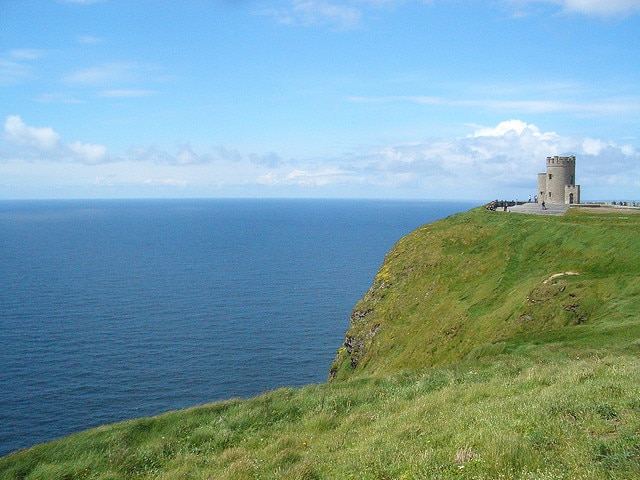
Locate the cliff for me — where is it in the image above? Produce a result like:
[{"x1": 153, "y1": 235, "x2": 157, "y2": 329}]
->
[{"x1": 330, "y1": 206, "x2": 640, "y2": 380}]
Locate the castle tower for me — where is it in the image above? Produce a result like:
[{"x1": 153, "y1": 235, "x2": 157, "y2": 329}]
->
[{"x1": 537, "y1": 156, "x2": 580, "y2": 204}]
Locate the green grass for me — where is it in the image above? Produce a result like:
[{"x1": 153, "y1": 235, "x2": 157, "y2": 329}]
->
[
  {"x1": 330, "y1": 207, "x2": 640, "y2": 378},
  {"x1": 2, "y1": 207, "x2": 639, "y2": 479}
]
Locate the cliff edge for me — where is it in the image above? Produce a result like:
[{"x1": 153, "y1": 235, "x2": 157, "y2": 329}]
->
[{"x1": 330, "y1": 206, "x2": 640, "y2": 380}]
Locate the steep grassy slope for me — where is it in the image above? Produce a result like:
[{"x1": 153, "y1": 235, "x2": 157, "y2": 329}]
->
[
  {"x1": 2, "y1": 207, "x2": 639, "y2": 479},
  {"x1": 330, "y1": 207, "x2": 640, "y2": 380}
]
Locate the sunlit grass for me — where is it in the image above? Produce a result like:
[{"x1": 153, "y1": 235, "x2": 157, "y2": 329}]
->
[
  {"x1": 4, "y1": 353, "x2": 639, "y2": 479},
  {"x1": 331, "y1": 207, "x2": 640, "y2": 378}
]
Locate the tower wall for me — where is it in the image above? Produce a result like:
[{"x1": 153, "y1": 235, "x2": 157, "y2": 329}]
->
[
  {"x1": 545, "y1": 156, "x2": 576, "y2": 204},
  {"x1": 565, "y1": 185, "x2": 580, "y2": 204},
  {"x1": 537, "y1": 173, "x2": 547, "y2": 202}
]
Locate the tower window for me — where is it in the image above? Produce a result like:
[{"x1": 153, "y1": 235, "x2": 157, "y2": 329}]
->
[{"x1": 548, "y1": 174, "x2": 553, "y2": 180}]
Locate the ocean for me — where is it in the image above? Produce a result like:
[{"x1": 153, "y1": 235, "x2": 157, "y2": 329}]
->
[{"x1": 0, "y1": 198, "x2": 475, "y2": 456}]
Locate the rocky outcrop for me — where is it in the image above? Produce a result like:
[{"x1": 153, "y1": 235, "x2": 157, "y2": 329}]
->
[{"x1": 344, "y1": 335, "x2": 365, "y2": 369}]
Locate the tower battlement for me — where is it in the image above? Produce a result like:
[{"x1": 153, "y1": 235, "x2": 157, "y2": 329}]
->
[{"x1": 546, "y1": 155, "x2": 576, "y2": 167}]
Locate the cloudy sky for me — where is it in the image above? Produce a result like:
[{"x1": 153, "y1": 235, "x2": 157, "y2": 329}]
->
[{"x1": 1, "y1": 0, "x2": 639, "y2": 200}]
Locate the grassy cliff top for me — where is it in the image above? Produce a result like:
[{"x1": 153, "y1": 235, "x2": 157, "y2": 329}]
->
[
  {"x1": 330, "y1": 206, "x2": 640, "y2": 380},
  {"x1": 2, "y1": 207, "x2": 640, "y2": 479}
]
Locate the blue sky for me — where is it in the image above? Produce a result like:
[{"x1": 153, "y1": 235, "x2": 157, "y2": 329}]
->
[{"x1": 1, "y1": 0, "x2": 639, "y2": 200}]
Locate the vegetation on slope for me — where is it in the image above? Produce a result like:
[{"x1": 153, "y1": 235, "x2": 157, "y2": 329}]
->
[
  {"x1": 1, "y1": 207, "x2": 639, "y2": 479},
  {"x1": 330, "y1": 207, "x2": 640, "y2": 380}
]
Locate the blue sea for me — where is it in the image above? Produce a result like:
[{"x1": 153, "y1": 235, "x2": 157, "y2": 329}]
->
[{"x1": 0, "y1": 199, "x2": 475, "y2": 457}]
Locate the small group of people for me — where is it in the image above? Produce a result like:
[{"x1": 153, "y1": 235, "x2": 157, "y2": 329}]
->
[
  {"x1": 487, "y1": 196, "x2": 548, "y2": 212},
  {"x1": 529, "y1": 194, "x2": 546, "y2": 210},
  {"x1": 486, "y1": 200, "x2": 516, "y2": 211}
]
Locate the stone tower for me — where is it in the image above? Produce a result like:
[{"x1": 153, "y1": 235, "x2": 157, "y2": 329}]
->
[{"x1": 537, "y1": 156, "x2": 580, "y2": 204}]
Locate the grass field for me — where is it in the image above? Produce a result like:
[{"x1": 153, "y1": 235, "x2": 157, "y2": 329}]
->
[{"x1": 2, "y1": 206, "x2": 639, "y2": 479}]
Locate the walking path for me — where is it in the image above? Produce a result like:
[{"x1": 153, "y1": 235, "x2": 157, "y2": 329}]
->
[{"x1": 506, "y1": 203, "x2": 569, "y2": 216}]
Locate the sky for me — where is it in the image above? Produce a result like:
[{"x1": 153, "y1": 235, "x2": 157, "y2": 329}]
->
[{"x1": 1, "y1": 0, "x2": 639, "y2": 201}]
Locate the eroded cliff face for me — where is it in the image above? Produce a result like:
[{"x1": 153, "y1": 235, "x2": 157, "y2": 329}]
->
[
  {"x1": 328, "y1": 308, "x2": 379, "y2": 381},
  {"x1": 328, "y1": 321, "x2": 367, "y2": 381},
  {"x1": 328, "y1": 207, "x2": 621, "y2": 382},
  {"x1": 327, "y1": 208, "x2": 477, "y2": 382},
  {"x1": 328, "y1": 250, "x2": 397, "y2": 381}
]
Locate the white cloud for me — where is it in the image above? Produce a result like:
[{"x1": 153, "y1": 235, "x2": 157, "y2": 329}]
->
[
  {"x1": 257, "y1": 173, "x2": 280, "y2": 186},
  {"x1": 348, "y1": 95, "x2": 640, "y2": 116},
  {"x1": 65, "y1": 62, "x2": 152, "y2": 86},
  {"x1": 2, "y1": 116, "x2": 637, "y2": 200},
  {"x1": 63, "y1": 63, "x2": 164, "y2": 100},
  {"x1": 34, "y1": 93, "x2": 84, "y2": 104},
  {"x1": 0, "y1": 59, "x2": 33, "y2": 86},
  {"x1": 293, "y1": 0, "x2": 361, "y2": 27},
  {"x1": 256, "y1": 167, "x2": 353, "y2": 187},
  {"x1": 555, "y1": 0, "x2": 640, "y2": 16},
  {"x1": 0, "y1": 49, "x2": 48, "y2": 86},
  {"x1": 127, "y1": 145, "x2": 220, "y2": 165},
  {"x1": 250, "y1": 152, "x2": 284, "y2": 168},
  {"x1": 259, "y1": 0, "x2": 640, "y2": 28},
  {"x1": 581, "y1": 137, "x2": 607, "y2": 156},
  {"x1": 67, "y1": 141, "x2": 108, "y2": 164},
  {"x1": 65, "y1": 63, "x2": 131, "y2": 85},
  {"x1": 257, "y1": 0, "x2": 362, "y2": 28},
  {"x1": 2, "y1": 115, "x2": 109, "y2": 164},
  {"x1": 4, "y1": 115, "x2": 61, "y2": 151},
  {"x1": 61, "y1": 0, "x2": 105, "y2": 4},
  {"x1": 507, "y1": 0, "x2": 640, "y2": 17},
  {"x1": 143, "y1": 178, "x2": 188, "y2": 187},
  {"x1": 76, "y1": 35, "x2": 104, "y2": 44},
  {"x1": 285, "y1": 167, "x2": 350, "y2": 186},
  {"x1": 471, "y1": 119, "x2": 532, "y2": 137},
  {"x1": 99, "y1": 89, "x2": 158, "y2": 98},
  {"x1": 214, "y1": 146, "x2": 243, "y2": 163},
  {"x1": 339, "y1": 119, "x2": 639, "y2": 198},
  {"x1": 9, "y1": 49, "x2": 46, "y2": 60},
  {"x1": 126, "y1": 145, "x2": 172, "y2": 164}
]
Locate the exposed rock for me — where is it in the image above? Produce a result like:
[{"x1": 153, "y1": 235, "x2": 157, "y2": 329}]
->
[
  {"x1": 543, "y1": 271, "x2": 580, "y2": 284},
  {"x1": 344, "y1": 335, "x2": 366, "y2": 369},
  {"x1": 350, "y1": 309, "x2": 372, "y2": 323}
]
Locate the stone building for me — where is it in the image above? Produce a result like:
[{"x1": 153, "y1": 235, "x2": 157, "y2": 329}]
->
[{"x1": 537, "y1": 156, "x2": 580, "y2": 204}]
